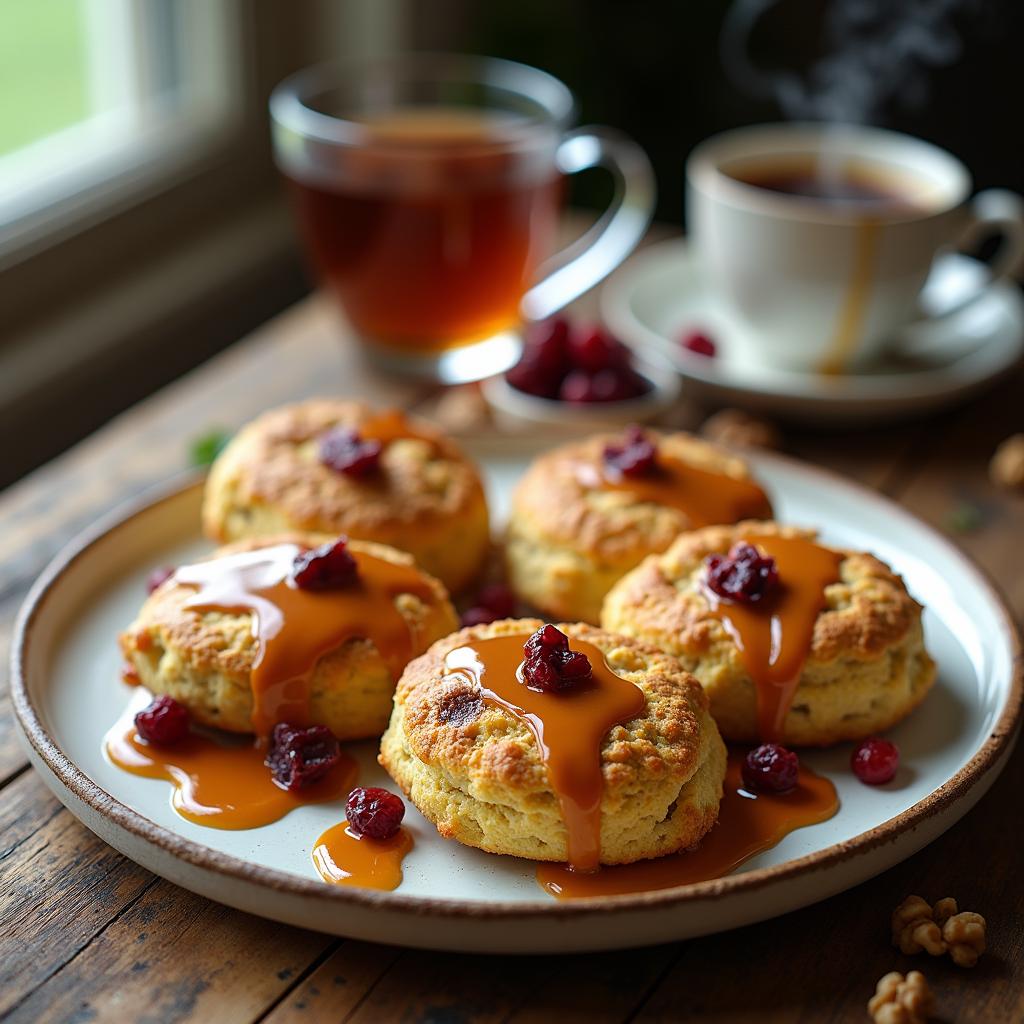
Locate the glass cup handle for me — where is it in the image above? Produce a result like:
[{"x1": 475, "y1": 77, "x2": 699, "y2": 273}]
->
[{"x1": 520, "y1": 127, "x2": 656, "y2": 322}]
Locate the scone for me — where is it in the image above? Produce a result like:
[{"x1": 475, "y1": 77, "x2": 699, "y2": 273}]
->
[
  {"x1": 505, "y1": 427, "x2": 772, "y2": 625},
  {"x1": 119, "y1": 533, "x2": 459, "y2": 740},
  {"x1": 202, "y1": 399, "x2": 490, "y2": 593},
  {"x1": 602, "y1": 521, "x2": 936, "y2": 747},
  {"x1": 379, "y1": 618, "x2": 727, "y2": 866}
]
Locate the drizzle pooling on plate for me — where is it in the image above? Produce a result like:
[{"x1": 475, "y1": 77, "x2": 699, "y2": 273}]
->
[
  {"x1": 537, "y1": 749, "x2": 838, "y2": 898},
  {"x1": 312, "y1": 822, "x2": 414, "y2": 890},
  {"x1": 104, "y1": 693, "x2": 357, "y2": 829},
  {"x1": 174, "y1": 541, "x2": 447, "y2": 735},
  {"x1": 703, "y1": 534, "x2": 844, "y2": 741},
  {"x1": 441, "y1": 634, "x2": 646, "y2": 873}
]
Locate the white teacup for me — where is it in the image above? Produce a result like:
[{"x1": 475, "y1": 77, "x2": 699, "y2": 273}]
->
[{"x1": 686, "y1": 123, "x2": 1024, "y2": 373}]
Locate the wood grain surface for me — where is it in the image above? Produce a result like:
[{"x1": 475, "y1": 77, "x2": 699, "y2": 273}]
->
[{"x1": 1, "y1": 260, "x2": 1021, "y2": 1023}]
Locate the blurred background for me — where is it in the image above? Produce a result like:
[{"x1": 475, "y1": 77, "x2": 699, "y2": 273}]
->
[{"x1": 1, "y1": 0, "x2": 1020, "y2": 488}]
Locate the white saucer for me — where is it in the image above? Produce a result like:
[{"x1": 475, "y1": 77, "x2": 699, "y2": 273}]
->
[{"x1": 601, "y1": 238, "x2": 1024, "y2": 424}]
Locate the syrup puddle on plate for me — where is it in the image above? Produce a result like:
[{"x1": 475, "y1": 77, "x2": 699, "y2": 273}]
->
[
  {"x1": 312, "y1": 823, "x2": 414, "y2": 890},
  {"x1": 103, "y1": 694, "x2": 356, "y2": 830},
  {"x1": 537, "y1": 750, "x2": 838, "y2": 899}
]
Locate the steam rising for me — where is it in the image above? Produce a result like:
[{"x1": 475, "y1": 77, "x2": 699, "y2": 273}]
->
[{"x1": 722, "y1": 0, "x2": 978, "y2": 123}]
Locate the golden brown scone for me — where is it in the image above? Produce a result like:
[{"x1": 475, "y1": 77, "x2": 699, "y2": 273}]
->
[
  {"x1": 202, "y1": 399, "x2": 490, "y2": 593},
  {"x1": 379, "y1": 618, "x2": 727, "y2": 865},
  {"x1": 119, "y1": 533, "x2": 459, "y2": 740},
  {"x1": 602, "y1": 521, "x2": 936, "y2": 747},
  {"x1": 505, "y1": 429, "x2": 771, "y2": 625}
]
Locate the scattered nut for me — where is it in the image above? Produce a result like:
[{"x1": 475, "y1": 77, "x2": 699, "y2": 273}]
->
[
  {"x1": 430, "y1": 385, "x2": 492, "y2": 434},
  {"x1": 891, "y1": 895, "x2": 945, "y2": 956},
  {"x1": 700, "y1": 408, "x2": 781, "y2": 450},
  {"x1": 891, "y1": 896, "x2": 987, "y2": 968},
  {"x1": 943, "y1": 910, "x2": 986, "y2": 968},
  {"x1": 990, "y1": 433, "x2": 1024, "y2": 491},
  {"x1": 868, "y1": 970, "x2": 934, "y2": 1024}
]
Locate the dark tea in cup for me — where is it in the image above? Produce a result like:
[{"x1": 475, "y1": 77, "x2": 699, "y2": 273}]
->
[
  {"x1": 287, "y1": 108, "x2": 562, "y2": 353},
  {"x1": 725, "y1": 154, "x2": 924, "y2": 212}
]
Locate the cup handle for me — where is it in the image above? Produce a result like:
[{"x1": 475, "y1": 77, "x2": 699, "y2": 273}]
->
[
  {"x1": 520, "y1": 127, "x2": 656, "y2": 322},
  {"x1": 925, "y1": 188, "x2": 1024, "y2": 320}
]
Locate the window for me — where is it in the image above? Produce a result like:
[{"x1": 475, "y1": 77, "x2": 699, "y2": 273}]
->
[{"x1": 0, "y1": 0, "x2": 239, "y2": 263}]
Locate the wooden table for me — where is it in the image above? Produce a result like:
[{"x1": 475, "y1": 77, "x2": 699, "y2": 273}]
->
[{"x1": 2, "y1": 265, "x2": 1022, "y2": 1023}]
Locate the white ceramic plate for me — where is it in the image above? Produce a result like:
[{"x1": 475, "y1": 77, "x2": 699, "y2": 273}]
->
[
  {"x1": 601, "y1": 238, "x2": 1024, "y2": 424},
  {"x1": 12, "y1": 445, "x2": 1021, "y2": 953}
]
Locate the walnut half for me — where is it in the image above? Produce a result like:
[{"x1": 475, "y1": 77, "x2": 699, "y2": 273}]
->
[{"x1": 868, "y1": 971, "x2": 934, "y2": 1024}]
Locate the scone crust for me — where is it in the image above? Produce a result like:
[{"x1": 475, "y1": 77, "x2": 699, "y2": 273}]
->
[
  {"x1": 379, "y1": 618, "x2": 727, "y2": 865},
  {"x1": 602, "y1": 521, "x2": 937, "y2": 746},
  {"x1": 506, "y1": 430, "x2": 770, "y2": 623},
  {"x1": 202, "y1": 399, "x2": 490, "y2": 592},
  {"x1": 119, "y1": 533, "x2": 459, "y2": 740}
]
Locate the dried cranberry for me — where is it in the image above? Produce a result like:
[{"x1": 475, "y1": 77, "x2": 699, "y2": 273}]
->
[
  {"x1": 345, "y1": 786, "x2": 406, "y2": 840},
  {"x1": 681, "y1": 329, "x2": 717, "y2": 358},
  {"x1": 290, "y1": 539, "x2": 358, "y2": 591},
  {"x1": 741, "y1": 743, "x2": 799, "y2": 794},
  {"x1": 476, "y1": 583, "x2": 517, "y2": 619},
  {"x1": 461, "y1": 606, "x2": 497, "y2": 627},
  {"x1": 521, "y1": 624, "x2": 593, "y2": 693},
  {"x1": 568, "y1": 325, "x2": 630, "y2": 373},
  {"x1": 266, "y1": 723, "x2": 341, "y2": 791},
  {"x1": 560, "y1": 368, "x2": 649, "y2": 404},
  {"x1": 460, "y1": 583, "x2": 517, "y2": 627},
  {"x1": 134, "y1": 695, "x2": 190, "y2": 745},
  {"x1": 318, "y1": 427, "x2": 382, "y2": 477},
  {"x1": 506, "y1": 317, "x2": 571, "y2": 398},
  {"x1": 603, "y1": 425, "x2": 658, "y2": 478},
  {"x1": 851, "y1": 737, "x2": 900, "y2": 785},
  {"x1": 704, "y1": 543, "x2": 779, "y2": 604},
  {"x1": 146, "y1": 566, "x2": 175, "y2": 594}
]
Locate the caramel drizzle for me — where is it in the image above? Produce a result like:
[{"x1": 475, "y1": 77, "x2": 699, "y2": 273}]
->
[
  {"x1": 312, "y1": 823, "x2": 414, "y2": 890},
  {"x1": 537, "y1": 750, "x2": 838, "y2": 898},
  {"x1": 348, "y1": 408, "x2": 437, "y2": 448},
  {"x1": 704, "y1": 535, "x2": 844, "y2": 741},
  {"x1": 104, "y1": 695, "x2": 357, "y2": 830},
  {"x1": 577, "y1": 455, "x2": 772, "y2": 528},
  {"x1": 174, "y1": 542, "x2": 446, "y2": 735},
  {"x1": 442, "y1": 635, "x2": 646, "y2": 873}
]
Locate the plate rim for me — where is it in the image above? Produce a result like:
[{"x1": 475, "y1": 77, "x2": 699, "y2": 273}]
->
[
  {"x1": 10, "y1": 459, "x2": 1023, "y2": 922},
  {"x1": 601, "y1": 236, "x2": 1024, "y2": 402}
]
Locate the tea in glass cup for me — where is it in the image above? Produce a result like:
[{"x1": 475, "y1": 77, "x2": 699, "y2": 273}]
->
[{"x1": 271, "y1": 54, "x2": 655, "y2": 382}]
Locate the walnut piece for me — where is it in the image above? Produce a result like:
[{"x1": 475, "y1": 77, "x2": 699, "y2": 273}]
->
[
  {"x1": 943, "y1": 911, "x2": 986, "y2": 968},
  {"x1": 891, "y1": 895, "x2": 945, "y2": 956},
  {"x1": 430, "y1": 385, "x2": 492, "y2": 434},
  {"x1": 868, "y1": 971, "x2": 934, "y2": 1024},
  {"x1": 700, "y1": 408, "x2": 781, "y2": 450},
  {"x1": 990, "y1": 433, "x2": 1024, "y2": 491},
  {"x1": 932, "y1": 896, "x2": 958, "y2": 927},
  {"x1": 891, "y1": 895, "x2": 986, "y2": 967}
]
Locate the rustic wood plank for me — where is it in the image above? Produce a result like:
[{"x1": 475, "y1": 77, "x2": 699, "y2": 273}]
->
[
  {"x1": 503, "y1": 945, "x2": 680, "y2": 1024},
  {"x1": 0, "y1": 697, "x2": 24, "y2": 785},
  {"x1": 0, "y1": 772, "x2": 155, "y2": 1017},
  {"x1": 260, "y1": 941, "x2": 402, "y2": 1023},
  {"x1": 4, "y1": 879, "x2": 332, "y2": 1024},
  {"x1": 336, "y1": 949, "x2": 555, "y2": 1024}
]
